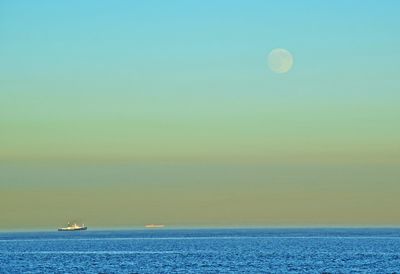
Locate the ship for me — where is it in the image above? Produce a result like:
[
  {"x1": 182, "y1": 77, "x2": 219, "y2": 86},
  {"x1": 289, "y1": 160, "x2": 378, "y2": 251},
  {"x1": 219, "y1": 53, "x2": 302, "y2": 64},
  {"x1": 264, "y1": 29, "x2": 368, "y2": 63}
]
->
[
  {"x1": 58, "y1": 222, "x2": 87, "y2": 231},
  {"x1": 145, "y1": 224, "x2": 165, "y2": 228}
]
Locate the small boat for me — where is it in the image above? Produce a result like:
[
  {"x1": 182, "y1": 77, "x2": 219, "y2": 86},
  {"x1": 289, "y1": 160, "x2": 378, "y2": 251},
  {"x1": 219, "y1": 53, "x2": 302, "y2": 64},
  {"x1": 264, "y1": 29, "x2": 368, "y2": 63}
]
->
[
  {"x1": 145, "y1": 224, "x2": 165, "y2": 228},
  {"x1": 58, "y1": 222, "x2": 87, "y2": 231}
]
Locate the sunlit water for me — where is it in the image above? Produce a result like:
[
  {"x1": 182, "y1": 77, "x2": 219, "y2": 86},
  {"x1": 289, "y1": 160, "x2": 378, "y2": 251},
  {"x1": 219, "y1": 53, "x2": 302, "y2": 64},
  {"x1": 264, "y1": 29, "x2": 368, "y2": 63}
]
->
[{"x1": 1, "y1": 228, "x2": 400, "y2": 273}]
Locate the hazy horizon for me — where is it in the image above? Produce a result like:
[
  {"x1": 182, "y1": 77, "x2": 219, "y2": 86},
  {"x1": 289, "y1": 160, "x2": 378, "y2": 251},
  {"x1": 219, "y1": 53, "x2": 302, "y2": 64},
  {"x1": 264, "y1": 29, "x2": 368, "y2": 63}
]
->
[{"x1": 1, "y1": 1, "x2": 400, "y2": 229}]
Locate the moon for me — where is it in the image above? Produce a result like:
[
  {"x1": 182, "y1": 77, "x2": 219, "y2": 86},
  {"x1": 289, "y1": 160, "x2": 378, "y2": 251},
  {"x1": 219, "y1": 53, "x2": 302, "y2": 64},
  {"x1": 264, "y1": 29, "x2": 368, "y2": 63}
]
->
[{"x1": 268, "y1": 48, "x2": 294, "y2": 73}]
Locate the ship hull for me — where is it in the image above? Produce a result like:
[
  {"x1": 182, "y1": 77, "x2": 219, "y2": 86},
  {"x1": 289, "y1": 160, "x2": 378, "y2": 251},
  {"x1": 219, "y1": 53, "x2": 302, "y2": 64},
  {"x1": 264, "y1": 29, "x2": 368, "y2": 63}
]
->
[{"x1": 58, "y1": 227, "x2": 87, "y2": 231}]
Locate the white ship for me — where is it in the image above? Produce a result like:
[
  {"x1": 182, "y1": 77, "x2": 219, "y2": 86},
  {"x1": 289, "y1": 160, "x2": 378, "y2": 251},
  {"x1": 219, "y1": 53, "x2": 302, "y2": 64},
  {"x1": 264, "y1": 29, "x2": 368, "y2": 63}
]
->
[
  {"x1": 58, "y1": 222, "x2": 87, "y2": 231},
  {"x1": 145, "y1": 224, "x2": 165, "y2": 228}
]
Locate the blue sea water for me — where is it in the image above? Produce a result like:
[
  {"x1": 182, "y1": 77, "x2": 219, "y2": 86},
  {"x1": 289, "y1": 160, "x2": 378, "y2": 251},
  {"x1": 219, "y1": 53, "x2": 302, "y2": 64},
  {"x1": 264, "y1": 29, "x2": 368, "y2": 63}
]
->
[{"x1": 0, "y1": 228, "x2": 400, "y2": 273}]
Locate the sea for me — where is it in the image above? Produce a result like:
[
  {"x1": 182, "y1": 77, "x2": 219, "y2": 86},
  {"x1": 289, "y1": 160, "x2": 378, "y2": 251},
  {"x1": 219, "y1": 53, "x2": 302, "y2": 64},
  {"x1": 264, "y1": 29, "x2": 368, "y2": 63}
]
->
[{"x1": 0, "y1": 228, "x2": 399, "y2": 273}]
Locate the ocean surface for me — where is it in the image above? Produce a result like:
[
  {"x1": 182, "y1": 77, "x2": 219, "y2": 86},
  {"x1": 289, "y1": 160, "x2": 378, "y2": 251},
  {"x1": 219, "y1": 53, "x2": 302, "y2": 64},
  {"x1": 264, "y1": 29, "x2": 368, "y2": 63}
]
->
[{"x1": 1, "y1": 228, "x2": 400, "y2": 273}]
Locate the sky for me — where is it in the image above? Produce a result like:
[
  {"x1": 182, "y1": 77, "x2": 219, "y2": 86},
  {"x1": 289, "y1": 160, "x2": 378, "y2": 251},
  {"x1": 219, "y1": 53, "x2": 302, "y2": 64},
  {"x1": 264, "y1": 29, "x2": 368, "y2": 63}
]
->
[{"x1": 0, "y1": 0, "x2": 399, "y2": 229}]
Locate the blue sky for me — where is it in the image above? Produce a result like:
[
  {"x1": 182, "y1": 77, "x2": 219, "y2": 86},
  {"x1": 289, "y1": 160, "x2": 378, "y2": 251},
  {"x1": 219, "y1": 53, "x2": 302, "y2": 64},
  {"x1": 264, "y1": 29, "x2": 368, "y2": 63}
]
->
[{"x1": 0, "y1": 1, "x2": 400, "y2": 228}]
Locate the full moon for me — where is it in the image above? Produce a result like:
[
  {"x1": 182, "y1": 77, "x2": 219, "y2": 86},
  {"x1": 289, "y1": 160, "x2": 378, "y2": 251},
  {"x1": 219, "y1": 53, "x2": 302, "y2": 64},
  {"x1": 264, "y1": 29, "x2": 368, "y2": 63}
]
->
[{"x1": 268, "y1": 48, "x2": 294, "y2": 73}]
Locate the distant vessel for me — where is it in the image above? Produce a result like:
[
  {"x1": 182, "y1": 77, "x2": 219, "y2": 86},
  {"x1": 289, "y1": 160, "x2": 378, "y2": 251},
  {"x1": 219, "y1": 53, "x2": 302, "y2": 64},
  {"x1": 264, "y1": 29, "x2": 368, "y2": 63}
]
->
[
  {"x1": 58, "y1": 222, "x2": 87, "y2": 231},
  {"x1": 145, "y1": 224, "x2": 165, "y2": 228}
]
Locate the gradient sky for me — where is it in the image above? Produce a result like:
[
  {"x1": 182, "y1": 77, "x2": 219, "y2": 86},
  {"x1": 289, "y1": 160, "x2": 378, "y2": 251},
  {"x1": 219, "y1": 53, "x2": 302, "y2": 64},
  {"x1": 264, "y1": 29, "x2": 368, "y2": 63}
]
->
[{"x1": 1, "y1": 1, "x2": 399, "y2": 229}]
